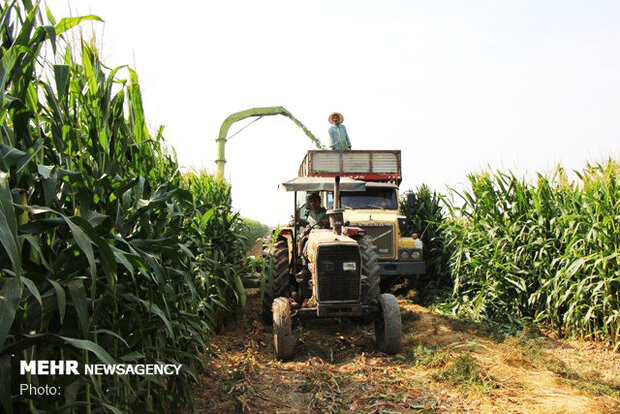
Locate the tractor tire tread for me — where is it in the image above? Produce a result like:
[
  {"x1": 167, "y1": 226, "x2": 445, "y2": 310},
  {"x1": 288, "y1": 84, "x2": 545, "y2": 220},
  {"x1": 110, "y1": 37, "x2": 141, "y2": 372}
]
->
[
  {"x1": 359, "y1": 235, "x2": 381, "y2": 305},
  {"x1": 273, "y1": 297, "x2": 294, "y2": 360},
  {"x1": 261, "y1": 238, "x2": 290, "y2": 324},
  {"x1": 375, "y1": 293, "x2": 402, "y2": 354}
]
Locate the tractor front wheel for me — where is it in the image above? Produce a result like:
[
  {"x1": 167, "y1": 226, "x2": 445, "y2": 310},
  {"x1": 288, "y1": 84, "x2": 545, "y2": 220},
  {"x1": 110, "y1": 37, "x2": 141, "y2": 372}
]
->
[
  {"x1": 272, "y1": 297, "x2": 294, "y2": 360},
  {"x1": 375, "y1": 293, "x2": 402, "y2": 354}
]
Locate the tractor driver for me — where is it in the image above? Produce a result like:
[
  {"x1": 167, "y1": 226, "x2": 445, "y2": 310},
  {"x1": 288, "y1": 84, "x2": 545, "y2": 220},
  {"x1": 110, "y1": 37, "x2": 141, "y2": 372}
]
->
[
  {"x1": 298, "y1": 192, "x2": 329, "y2": 229},
  {"x1": 295, "y1": 192, "x2": 329, "y2": 279}
]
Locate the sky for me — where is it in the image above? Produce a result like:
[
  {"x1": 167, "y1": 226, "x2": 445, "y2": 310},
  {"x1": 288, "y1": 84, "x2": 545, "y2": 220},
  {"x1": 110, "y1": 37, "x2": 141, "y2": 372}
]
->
[{"x1": 45, "y1": 0, "x2": 620, "y2": 226}]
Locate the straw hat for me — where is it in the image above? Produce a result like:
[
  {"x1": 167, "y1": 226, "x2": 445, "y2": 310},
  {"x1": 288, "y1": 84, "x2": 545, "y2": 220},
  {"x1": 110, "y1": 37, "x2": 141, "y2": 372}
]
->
[{"x1": 328, "y1": 112, "x2": 344, "y2": 124}]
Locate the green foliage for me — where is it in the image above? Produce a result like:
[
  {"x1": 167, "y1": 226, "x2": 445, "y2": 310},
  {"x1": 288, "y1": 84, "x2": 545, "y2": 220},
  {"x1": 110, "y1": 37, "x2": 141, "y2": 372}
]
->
[
  {"x1": 400, "y1": 185, "x2": 451, "y2": 297},
  {"x1": 434, "y1": 355, "x2": 485, "y2": 388},
  {"x1": 0, "y1": 2, "x2": 246, "y2": 412},
  {"x1": 402, "y1": 162, "x2": 620, "y2": 350},
  {"x1": 408, "y1": 343, "x2": 449, "y2": 368},
  {"x1": 239, "y1": 217, "x2": 269, "y2": 252},
  {"x1": 442, "y1": 162, "x2": 620, "y2": 349}
]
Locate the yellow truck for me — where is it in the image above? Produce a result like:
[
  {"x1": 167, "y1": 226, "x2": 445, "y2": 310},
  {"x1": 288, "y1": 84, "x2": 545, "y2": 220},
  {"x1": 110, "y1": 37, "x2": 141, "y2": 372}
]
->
[{"x1": 298, "y1": 150, "x2": 425, "y2": 290}]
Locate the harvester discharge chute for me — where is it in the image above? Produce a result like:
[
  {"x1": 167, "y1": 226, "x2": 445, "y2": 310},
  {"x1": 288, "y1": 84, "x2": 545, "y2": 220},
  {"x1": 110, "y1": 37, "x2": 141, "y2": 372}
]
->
[{"x1": 215, "y1": 106, "x2": 324, "y2": 179}]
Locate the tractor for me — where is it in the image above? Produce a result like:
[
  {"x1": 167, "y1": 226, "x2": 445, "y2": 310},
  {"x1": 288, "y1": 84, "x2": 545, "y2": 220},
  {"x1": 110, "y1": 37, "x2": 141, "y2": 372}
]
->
[
  {"x1": 298, "y1": 150, "x2": 425, "y2": 291},
  {"x1": 261, "y1": 175, "x2": 402, "y2": 360}
]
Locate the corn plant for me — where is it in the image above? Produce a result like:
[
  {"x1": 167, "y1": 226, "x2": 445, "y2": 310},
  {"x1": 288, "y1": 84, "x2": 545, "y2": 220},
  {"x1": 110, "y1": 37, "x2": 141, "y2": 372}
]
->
[
  {"x1": 402, "y1": 162, "x2": 619, "y2": 349},
  {"x1": 1, "y1": 2, "x2": 247, "y2": 412},
  {"x1": 240, "y1": 217, "x2": 269, "y2": 252},
  {"x1": 400, "y1": 185, "x2": 451, "y2": 294},
  {"x1": 439, "y1": 162, "x2": 619, "y2": 349}
]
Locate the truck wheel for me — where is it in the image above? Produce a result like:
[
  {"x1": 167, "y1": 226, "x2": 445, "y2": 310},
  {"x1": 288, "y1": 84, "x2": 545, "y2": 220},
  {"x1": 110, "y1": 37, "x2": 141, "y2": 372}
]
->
[
  {"x1": 261, "y1": 238, "x2": 290, "y2": 324},
  {"x1": 272, "y1": 297, "x2": 294, "y2": 360},
  {"x1": 375, "y1": 293, "x2": 402, "y2": 354},
  {"x1": 359, "y1": 235, "x2": 381, "y2": 304}
]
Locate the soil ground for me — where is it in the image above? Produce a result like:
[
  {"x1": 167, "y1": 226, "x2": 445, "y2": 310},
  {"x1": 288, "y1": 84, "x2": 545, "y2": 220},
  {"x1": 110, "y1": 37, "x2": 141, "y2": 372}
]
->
[{"x1": 195, "y1": 289, "x2": 620, "y2": 413}]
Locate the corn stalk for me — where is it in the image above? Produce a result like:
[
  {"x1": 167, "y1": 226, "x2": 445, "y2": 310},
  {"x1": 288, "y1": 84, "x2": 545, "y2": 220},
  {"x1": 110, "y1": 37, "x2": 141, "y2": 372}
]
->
[
  {"x1": 0, "y1": 2, "x2": 247, "y2": 411},
  {"x1": 405, "y1": 163, "x2": 619, "y2": 349}
]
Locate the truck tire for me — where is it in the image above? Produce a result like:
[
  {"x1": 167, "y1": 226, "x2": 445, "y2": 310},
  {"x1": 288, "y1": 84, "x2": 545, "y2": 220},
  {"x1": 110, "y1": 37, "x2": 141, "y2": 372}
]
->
[
  {"x1": 272, "y1": 297, "x2": 294, "y2": 360},
  {"x1": 375, "y1": 293, "x2": 402, "y2": 354},
  {"x1": 359, "y1": 235, "x2": 381, "y2": 304},
  {"x1": 261, "y1": 238, "x2": 290, "y2": 324}
]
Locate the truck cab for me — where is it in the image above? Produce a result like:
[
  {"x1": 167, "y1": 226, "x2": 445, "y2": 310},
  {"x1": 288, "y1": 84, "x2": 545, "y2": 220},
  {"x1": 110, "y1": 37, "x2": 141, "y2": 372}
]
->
[{"x1": 298, "y1": 150, "x2": 425, "y2": 288}]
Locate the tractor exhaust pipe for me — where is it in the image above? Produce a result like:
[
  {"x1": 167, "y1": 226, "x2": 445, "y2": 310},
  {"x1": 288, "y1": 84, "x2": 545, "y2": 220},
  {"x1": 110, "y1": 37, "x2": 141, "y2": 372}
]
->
[
  {"x1": 334, "y1": 175, "x2": 340, "y2": 209},
  {"x1": 327, "y1": 176, "x2": 344, "y2": 235}
]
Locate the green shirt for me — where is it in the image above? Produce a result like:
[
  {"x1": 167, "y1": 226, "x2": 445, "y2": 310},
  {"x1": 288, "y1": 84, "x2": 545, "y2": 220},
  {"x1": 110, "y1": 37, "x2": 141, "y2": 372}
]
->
[{"x1": 299, "y1": 206, "x2": 328, "y2": 229}]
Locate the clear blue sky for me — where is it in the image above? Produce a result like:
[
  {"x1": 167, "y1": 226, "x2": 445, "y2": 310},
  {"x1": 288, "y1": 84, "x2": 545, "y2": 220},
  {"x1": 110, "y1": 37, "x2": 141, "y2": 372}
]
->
[{"x1": 47, "y1": 0, "x2": 620, "y2": 225}]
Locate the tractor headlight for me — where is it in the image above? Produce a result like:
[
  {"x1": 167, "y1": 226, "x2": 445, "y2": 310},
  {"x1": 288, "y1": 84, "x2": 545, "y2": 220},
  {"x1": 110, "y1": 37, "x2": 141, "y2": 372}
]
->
[
  {"x1": 399, "y1": 248, "x2": 423, "y2": 261},
  {"x1": 320, "y1": 260, "x2": 334, "y2": 273}
]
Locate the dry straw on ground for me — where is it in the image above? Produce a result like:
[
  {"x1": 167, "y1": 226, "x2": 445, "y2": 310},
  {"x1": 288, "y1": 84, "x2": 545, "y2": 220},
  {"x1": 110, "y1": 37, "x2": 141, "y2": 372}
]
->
[{"x1": 196, "y1": 289, "x2": 619, "y2": 413}]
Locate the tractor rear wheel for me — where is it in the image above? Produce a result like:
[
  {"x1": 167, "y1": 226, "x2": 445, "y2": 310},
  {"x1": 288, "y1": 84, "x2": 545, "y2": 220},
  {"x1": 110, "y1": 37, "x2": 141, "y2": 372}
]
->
[
  {"x1": 272, "y1": 297, "x2": 294, "y2": 360},
  {"x1": 359, "y1": 235, "x2": 381, "y2": 305},
  {"x1": 375, "y1": 293, "x2": 402, "y2": 354},
  {"x1": 261, "y1": 238, "x2": 290, "y2": 324}
]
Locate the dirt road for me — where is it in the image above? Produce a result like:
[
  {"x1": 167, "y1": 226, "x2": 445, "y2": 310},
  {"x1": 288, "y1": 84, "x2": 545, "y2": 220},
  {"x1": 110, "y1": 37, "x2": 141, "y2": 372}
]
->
[{"x1": 195, "y1": 289, "x2": 619, "y2": 413}]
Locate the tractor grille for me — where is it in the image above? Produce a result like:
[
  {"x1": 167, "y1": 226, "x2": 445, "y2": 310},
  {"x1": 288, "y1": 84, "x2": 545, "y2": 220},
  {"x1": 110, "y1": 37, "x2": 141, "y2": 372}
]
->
[
  {"x1": 316, "y1": 245, "x2": 361, "y2": 303},
  {"x1": 360, "y1": 224, "x2": 395, "y2": 259}
]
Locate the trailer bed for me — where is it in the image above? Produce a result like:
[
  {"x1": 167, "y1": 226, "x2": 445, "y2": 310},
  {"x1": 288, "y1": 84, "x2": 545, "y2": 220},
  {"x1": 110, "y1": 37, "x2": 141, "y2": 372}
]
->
[{"x1": 298, "y1": 150, "x2": 401, "y2": 183}]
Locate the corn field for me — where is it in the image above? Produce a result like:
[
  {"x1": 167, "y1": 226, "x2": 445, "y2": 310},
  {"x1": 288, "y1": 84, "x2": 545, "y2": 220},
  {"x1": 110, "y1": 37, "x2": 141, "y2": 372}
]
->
[
  {"x1": 400, "y1": 185, "x2": 450, "y2": 296},
  {"x1": 1, "y1": 2, "x2": 248, "y2": 412},
  {"x1": 405, "y1": 161, "x2": 620, "y2": 350}
]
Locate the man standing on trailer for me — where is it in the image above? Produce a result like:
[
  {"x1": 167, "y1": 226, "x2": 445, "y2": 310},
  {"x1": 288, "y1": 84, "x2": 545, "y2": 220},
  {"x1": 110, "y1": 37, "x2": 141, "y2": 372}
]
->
[{"x1": 328, "y1": 112, "x2": 352, "y2": 150}]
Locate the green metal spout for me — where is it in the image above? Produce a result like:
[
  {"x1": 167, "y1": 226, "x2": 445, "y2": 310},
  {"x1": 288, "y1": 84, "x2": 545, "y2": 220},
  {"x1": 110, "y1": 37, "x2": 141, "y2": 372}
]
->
[{"x1": 216, "y1": 106, "x2": 324, "y2": 179}]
